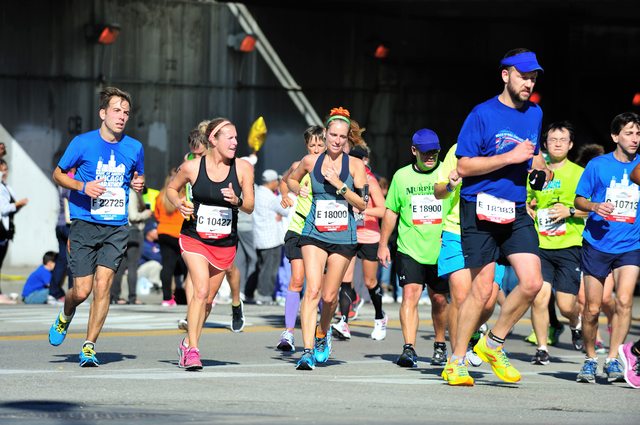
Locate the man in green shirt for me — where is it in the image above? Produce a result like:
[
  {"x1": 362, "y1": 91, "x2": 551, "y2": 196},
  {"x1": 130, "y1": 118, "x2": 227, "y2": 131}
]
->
[
  {"x1": 527, "y1": 121, "x2": 587, "y2": 365},
  {"x1": 377, "y1": 129, "x2": 450, "y2": 367}
]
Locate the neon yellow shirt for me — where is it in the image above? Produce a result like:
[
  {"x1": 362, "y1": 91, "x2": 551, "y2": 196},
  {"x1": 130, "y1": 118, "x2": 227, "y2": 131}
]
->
[
  {"x1": 385, "y1": 163, "x2": 448, "y2": 264},
  {"x1": 287, "y1": 173, "x2": 312, "y2": 235},
  {"x1": 527, "y1": 160, "x2": 585, "y2": 249},
  {"x1": 436, "y1": 144, "x2": 461, "y2": 235}
]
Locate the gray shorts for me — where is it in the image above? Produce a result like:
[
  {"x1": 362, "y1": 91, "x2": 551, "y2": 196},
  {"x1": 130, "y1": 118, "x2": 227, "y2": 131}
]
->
[{"x1": 68, "y1": 220, "x2": 129, "y2": 277}]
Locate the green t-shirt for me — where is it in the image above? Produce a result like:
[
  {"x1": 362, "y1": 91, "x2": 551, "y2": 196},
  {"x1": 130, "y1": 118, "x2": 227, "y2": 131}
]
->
[
  {"x1": 527, "y1": 160, "x2": 585, "y2": 249},
  {"x1": 288, "y1": 173, "x2": 312, "y2": 235},
  {"x1": 385, "y1": 163, "x2": 448, "y2": 264},
  {"x1": 436, "y1": 144, "x2": 461, "y2": 235}
]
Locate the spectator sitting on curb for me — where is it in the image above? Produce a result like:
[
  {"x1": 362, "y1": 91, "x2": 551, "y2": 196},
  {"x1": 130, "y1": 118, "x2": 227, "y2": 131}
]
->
[{"x1": 22, "y1": 251, "x2": 58, "y2": 304}]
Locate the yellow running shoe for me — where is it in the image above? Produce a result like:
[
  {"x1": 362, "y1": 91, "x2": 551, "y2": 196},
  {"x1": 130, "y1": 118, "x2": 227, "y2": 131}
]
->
[
  {"x1": 474, "y1": 335, "x2": 521, "y2": 383},
  {"x1": 443, "y1": 359, "x2": 474, "y2": 386}
]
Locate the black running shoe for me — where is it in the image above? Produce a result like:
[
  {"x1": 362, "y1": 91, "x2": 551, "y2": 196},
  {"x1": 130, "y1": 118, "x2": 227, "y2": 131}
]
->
[
  {"x1": 230, "y1": 301, "x2": 245, "y2": 333},
  {"x1": 397, "y1": 344, "x2": 418, "y2": 368},
  {"x1": 431, "y1": 342, "x2": 448, "y2": 366},
  {"x1": 571, "y1": 328, "x2": 584, "y2": 351},
  {"x1": 531, "y1": 349, "x2": 550, "y2": 365}
]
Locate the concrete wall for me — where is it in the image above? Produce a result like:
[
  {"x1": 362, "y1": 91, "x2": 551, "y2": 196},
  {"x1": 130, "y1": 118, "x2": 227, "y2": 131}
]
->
[{"x1": 0, "y1": 125, "x2": 58, "y2": 267}]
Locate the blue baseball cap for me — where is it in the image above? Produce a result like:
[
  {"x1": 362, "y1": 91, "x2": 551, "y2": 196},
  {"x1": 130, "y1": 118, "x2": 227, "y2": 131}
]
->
[
  {"x1": 500, "y1": 51, "x2": 543, "y2": 73},
  {"x1": 412, "y1": 129, "x2": 440, "y2": 152}
]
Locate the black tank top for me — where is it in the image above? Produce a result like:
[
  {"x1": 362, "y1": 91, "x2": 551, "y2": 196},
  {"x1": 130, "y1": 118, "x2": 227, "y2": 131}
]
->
[{"x1": 181, "y1": 155, "x2": 240, "y2": 247}]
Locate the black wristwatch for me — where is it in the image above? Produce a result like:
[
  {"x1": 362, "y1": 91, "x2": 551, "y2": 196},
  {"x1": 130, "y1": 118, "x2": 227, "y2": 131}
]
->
[
  {"x1": 569, "y1": 207, "x2": 575, "y2": 217},
  {"x1": 237, "y1": 197, "x2": 243, "y2": 208}
]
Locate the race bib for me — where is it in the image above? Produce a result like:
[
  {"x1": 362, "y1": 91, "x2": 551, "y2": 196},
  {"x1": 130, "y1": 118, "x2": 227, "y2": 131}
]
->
[
  {"x1": 315, "y1": 200, "x2": 349, "y2": 232},
  {"x1": 91, "y1": 187, "x2": 126, "y2": 221},
  {"x1": 605, "y1": 186, "x2": 639, "y2": 223},
  {"x1": 476, "y1": 192, "x2": 515, "y2": 224},
  {"x1": 536, "y1": 208, "x2": 566, "y2": 236},
  {"x1": 196, "y1": 204, "x2": 232, "y2": 239},
  {"x1": 411, "y1": 195, "x2": 442, "y2": 224}
]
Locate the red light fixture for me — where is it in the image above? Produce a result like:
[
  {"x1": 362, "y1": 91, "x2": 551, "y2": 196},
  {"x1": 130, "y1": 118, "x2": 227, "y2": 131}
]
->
[
  {"x1": 529, "y1": 92, "x2": 542, "y2": 104},
  {"x1": 98, "y1": 25, "x2": 120, "y2": 45},
  {"x1": 228, "y1": 32, "x2": 257, "y2": 53},
  {"x1": 633, "y1": 92, "x2": 640, "y2": 106},
  {"x1": 374, "y1": 44, "x2": 389, "y2": 60}
]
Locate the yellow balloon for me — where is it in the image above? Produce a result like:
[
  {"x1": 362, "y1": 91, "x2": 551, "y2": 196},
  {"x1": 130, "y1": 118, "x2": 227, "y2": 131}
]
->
[{"x1": 247, "y1": 116, "x2": 267, "y2": 152}]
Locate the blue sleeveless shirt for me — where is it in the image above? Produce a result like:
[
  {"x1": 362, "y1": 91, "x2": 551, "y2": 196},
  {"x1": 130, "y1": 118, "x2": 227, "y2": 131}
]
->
[{"x1": 301, "y1": 153, "x2": 357, "y2": 245}]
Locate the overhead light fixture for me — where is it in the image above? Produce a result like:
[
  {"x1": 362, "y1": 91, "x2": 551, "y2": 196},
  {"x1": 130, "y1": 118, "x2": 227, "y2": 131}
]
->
[
  {"x1": 228, "y1": 32, "x2": 256, "y2": 53},
  {"x1": 374, "y1": 44, "x2": 389, "y2": 60},
  {"x1": 85, "y1": 23, "x2": 121, "y2": 45},
  {"x1": 633, "y1": 92, "x2": 640, "y2": 106},
  {"x1": 529, "y1": 92, "x2": 542, "y2": 104}
]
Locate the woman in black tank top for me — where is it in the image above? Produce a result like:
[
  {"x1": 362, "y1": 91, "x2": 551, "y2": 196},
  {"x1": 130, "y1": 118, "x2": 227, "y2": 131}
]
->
[{"x1": 167, "y1": 118, "x2": 254, "y2": 370}]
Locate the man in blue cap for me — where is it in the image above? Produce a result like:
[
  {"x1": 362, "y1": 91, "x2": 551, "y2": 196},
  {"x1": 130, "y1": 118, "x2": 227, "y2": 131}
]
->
[
  {"x1": 443, "y1": 48, "x2": 551, "y2": 386},
  {"x1": 377, "y1": 129, "x2": 451, "y2": 368}
]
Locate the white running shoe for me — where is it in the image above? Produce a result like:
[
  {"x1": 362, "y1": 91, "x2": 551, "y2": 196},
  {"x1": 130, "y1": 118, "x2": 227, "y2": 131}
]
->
[
  {"x1": 465, "y1": 347, "x2": 483, "y2": 367},
  {"x1": 331, "y1": 318, "x2": 351, "y2": 340},
  {"x1": 371, "y1": 313, "x2": 388, "y2": 341},
  {"x1": 177, "y1": 319, "x2": 188, "y2": 331}
]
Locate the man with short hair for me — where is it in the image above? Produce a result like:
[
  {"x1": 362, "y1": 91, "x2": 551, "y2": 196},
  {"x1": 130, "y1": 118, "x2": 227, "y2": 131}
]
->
[
  {"x1": 377, "y1": 129, "x2": 450, "y2": 368},
  {"x1": 575, "y1": 112, "x2": 640, "y2": 383},
  {"x1": 246, "y1": 169, "x2": 290, "y2": 304},
  {"x1": 526, "y1": 121, "x2": 588, "y2": 365},
  {"x1": 48, "y1": 87, "x2": 145, "y2": 367},
  {"x1": 444, "y1": 48, "x2": 550, "y2": 386}
]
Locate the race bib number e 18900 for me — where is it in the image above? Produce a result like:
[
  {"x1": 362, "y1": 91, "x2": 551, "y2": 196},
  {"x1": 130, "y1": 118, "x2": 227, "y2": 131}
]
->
[
  {"x1": 476, "y1": 192, "x2": 515, "y2": 224},
  {"x1": 411, "y1": 195, "x2": 442, "y2": 224},
  {"x1": 315, "y1": 200, "x2": 349, "y2": 232},
  {"x1": 90, "y1": 187, "x2": 126, "y2": 221},
  {"x1": 196, "y1": 204, "x2": 232, "y2": 239}
]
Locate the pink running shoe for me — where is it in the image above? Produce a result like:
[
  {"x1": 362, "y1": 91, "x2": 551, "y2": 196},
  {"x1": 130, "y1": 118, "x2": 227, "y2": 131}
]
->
[
  {"x1": 618, "y1": 342, "x2": 640, "y2": 389},
  {"x1": 161, "y1": 297, "x2": 177, "y2": 307},
  {"x1": 184, "y1": 347, "x2": 203, "y2": 371},
  {"x1": 177, "y1": 338, "x2": 188, "y2": 368}
]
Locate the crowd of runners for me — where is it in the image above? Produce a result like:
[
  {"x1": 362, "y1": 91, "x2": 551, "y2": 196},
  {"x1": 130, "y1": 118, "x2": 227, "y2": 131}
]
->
[{"x1": 46, "y1": 48, "x2": 640, "y2": 389}]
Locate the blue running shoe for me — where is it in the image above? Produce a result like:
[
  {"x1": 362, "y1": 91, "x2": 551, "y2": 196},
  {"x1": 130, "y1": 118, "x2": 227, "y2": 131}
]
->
[
  {"x1": 296, "y1": 350, "x2": 316, "y2": 370},
  {"x1": 604, "y1": 358, "x2": 624, "y2": 382},
  {"x1": 576, "y1": 358, "x2": 597, "y2": 383},
  {"x1": 49, "y1": 311, "x2": 73, "y2": 346},
  {"x1": 313, "y1": 328, "x2": 332, "y2": 364},
  {"x1": 79, "y1": 343, "x2": 99, "y2": 367}
]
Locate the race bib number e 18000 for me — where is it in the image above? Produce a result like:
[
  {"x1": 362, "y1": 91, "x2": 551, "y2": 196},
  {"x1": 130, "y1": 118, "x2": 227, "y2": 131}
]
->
[
  {"x1": 315, "y1": 200, "x2": 349, "y2": 232},
  {"x1": 90, "y1": 187, "x2": 126, "y2": 221}
]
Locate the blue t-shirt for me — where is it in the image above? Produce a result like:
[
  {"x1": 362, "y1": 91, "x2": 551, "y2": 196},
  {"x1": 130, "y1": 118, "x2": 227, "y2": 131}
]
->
[
  {"x1": 456, "y1": 96, "x2": 542, "y2": 206},
  {"x1": 21, "y1": 265, "x2": 51, "y2": 298},
  {"x1": 575, "y1": 152, "x2": 640, "y2": 254},
  {"x1": 58, "y1": 130, "x2": 144, "y2": 226}
]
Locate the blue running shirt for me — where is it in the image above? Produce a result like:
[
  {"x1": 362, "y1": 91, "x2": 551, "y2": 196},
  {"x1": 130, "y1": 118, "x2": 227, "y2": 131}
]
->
[
  {"x1": 575, "y1": 152, "x2": 640, "y2": 254},
  {"x1": 58, "y1": 129, "x2": 145, "y2": 226},
  {"x1": 456, "y1": 96, "x2": 542, "y2": 206}
]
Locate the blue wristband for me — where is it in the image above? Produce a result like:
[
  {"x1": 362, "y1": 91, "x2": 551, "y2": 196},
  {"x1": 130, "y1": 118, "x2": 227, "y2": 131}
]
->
[
  {"x1": 446, "y1": 183, "x2": 454, "y2": 193},
  {"x1": 81, "y1": 182, "x2": 86, "y2": 194}
]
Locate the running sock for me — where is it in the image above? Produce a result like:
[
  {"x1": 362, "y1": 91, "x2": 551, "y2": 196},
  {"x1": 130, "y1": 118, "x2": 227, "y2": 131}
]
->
[
  {"x1": 231, "y1": 302, "x2": 241, "y2": 308},
  {"x1": 368, "y1": 283, "x2": 384, "y2": 320},
  {"x1": 315, "y1": 327, "x2": 327, "y2": 339},
  {"x1": 339, "y1": 282, "x2": 353, "y2": 322},
  {"x1": 284, "y1": 291, "x2": 301, "y2": 330},
  {"x1": 60, "y1": 310, "x2": 73, "y2": 322},
  {"x1": 548, "y1": 291, "x2": 561, "y2": 329},
  {"x1": 83, "y1": 340, "x2": 95, "y2": 349},
  {"x1": 632, "y1": 340, "x2": 640, "y2": 356},
  {"x1": 450, "y1": 354, "x2": 464, "y2": 365},
  {"x1": 487, "y1": 331, "x2": 505, "y2": 349}
]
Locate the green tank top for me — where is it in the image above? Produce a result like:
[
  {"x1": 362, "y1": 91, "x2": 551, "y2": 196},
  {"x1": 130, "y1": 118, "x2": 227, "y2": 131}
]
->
[{"x1": 287, "y1": 173, "x2": 312, "y2": 234}]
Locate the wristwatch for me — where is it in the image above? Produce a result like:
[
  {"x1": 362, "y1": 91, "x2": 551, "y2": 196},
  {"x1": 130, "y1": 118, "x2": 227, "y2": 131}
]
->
[
  {"x1": 336, "y1": 184, "x2": 348, "y2": 196},
  {"x1": 569, "y1": 207, "x2": 575, "y2": 217}
]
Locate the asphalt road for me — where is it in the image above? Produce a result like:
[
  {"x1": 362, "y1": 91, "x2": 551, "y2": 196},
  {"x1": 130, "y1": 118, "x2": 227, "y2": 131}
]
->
[{"x1": 1, "y1": 296, "x2": 639, "y2": 425}]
